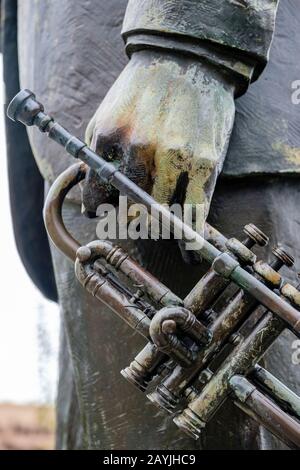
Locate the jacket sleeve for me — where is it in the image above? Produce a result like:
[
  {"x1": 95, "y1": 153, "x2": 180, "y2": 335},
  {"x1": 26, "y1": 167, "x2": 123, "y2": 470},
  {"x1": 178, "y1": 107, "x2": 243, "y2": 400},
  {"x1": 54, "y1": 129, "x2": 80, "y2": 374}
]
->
[{"x1": 122, "y1": 0, "x2": 279, "y2": 95}]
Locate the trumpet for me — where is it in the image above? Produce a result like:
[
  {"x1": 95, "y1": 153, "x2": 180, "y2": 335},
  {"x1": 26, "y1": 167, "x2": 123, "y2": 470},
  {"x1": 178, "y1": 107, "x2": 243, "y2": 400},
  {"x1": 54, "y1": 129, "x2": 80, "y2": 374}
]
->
[{"x1": 7, "y1": 89, "x2": 300, "y2": 449}]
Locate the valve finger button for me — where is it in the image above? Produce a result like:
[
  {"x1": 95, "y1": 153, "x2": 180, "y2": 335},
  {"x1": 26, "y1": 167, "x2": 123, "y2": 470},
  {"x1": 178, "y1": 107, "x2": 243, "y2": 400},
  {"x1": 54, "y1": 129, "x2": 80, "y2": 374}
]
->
[
  {"x1": 272, "y1": 246, "x2": 295, "y2": 268},
  {"x1": 243, "y1": 224, "x2": 269, "y2": 248}
]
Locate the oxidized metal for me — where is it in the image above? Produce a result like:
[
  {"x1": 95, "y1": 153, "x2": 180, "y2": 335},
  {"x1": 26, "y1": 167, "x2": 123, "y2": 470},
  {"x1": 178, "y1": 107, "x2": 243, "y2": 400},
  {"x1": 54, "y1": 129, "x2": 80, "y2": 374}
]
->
[
  {"x1": 7, "y1": 90, "x2": 300, "y2": 449},
  {"x1": 231, "y1": 375, "x2": 300, "y2": 450},
  {"x1": 251, "y1": 365, "x2": 300, "y2": 420}
]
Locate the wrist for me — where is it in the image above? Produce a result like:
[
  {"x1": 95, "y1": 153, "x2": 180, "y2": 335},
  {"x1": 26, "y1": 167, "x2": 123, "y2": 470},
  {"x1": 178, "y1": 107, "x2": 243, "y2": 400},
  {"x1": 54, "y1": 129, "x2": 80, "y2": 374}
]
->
[
  {"x1": 125, "y1": 34, "x2": 256, "y2": 98},
  {"x1": 128, "y1": 48, "x2": 238, "y2": 99}
]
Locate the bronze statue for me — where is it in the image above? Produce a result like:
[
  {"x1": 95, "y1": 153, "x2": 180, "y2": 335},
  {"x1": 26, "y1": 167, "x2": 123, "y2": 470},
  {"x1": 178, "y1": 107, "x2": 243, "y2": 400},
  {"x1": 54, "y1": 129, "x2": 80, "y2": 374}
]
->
[{"x1": 2, "y1": 0, "x2": 300, "y2": 450}]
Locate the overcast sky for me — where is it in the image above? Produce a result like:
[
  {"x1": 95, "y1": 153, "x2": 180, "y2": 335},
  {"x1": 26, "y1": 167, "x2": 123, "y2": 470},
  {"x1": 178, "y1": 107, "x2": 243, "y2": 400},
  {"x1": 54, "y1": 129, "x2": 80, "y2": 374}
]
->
[{"x1": 0, "y1": 58, "x2": 59, "y2": 405}]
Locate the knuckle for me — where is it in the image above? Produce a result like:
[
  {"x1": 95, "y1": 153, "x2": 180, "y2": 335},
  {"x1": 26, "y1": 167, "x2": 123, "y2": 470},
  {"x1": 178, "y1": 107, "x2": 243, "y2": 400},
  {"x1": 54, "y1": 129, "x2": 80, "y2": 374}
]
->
[{"x1": 193, "y1": 156, "x2": 218, "y2": 173}]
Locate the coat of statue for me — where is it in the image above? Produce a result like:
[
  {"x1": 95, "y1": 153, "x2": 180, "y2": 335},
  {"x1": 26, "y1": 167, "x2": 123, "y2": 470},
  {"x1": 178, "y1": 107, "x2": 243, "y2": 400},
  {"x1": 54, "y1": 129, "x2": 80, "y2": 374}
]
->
[{"x1": 2, "y1": 0, "x2": 300, "y2": 449}]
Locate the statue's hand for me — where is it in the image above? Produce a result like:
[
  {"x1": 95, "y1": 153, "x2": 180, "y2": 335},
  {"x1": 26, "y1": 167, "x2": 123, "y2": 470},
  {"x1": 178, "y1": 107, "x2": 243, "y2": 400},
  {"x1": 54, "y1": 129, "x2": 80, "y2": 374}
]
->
[{"x1": 83, "y1": 50, "x2": 235, "y2": 252}]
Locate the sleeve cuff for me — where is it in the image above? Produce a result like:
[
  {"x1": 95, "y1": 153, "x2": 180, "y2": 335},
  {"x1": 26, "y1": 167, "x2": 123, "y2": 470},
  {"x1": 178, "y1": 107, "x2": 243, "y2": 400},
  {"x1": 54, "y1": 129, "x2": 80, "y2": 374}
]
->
[{"x1": 122, "y1": 0, "x2": 279, "y2": 93}]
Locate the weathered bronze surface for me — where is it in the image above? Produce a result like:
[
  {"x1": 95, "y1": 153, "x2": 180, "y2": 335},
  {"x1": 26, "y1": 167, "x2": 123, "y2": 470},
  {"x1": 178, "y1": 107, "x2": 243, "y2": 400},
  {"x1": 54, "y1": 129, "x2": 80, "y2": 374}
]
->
[
  {"x1": 231, "y1": 375, "x2": 300, "y2": 450},
  {"x1": 3, "y1": 0, "x2": 300, "y2": 451},
  {"x1": 7, "y1": 90, "x2": 300, "y2": 449},
  {"x1": 251, "y1": 365, "x2": 300, "y2": 420}
]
